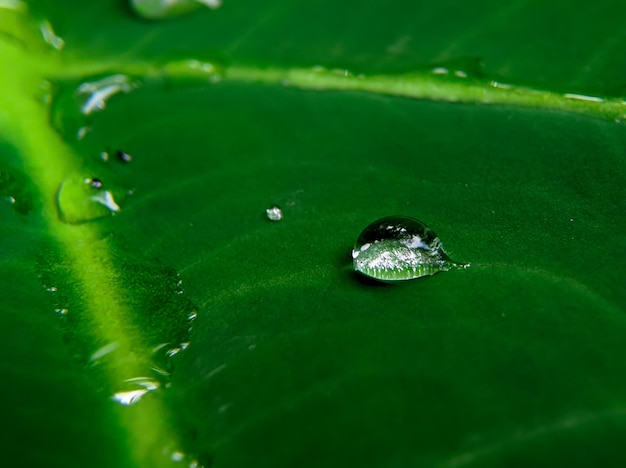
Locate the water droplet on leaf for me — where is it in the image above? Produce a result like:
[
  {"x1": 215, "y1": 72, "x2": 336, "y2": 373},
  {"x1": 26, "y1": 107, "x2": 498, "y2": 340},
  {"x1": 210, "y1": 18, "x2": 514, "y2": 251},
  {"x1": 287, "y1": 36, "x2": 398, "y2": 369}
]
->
[
  {"x1": 38, "y1": 19, "x2": 64, "y2": 50},
  {"x1": 116, "y1": 150, "x2": 132, "y2": 163},
  {"x1": 50, "y1": 74, "x2": 139, "y2": 141},
  {"x1": 56, "y1": 174, "x2": 124, "y2": 224},
  {"x1": 112, "y1": 377, "x2": 160, "y2": 406},
  {"x1": 87, "y1": 177, "x2": 103, "y2": 189},
  {"x1": 0, "y1": 166, "x2": 34, "y2": 214},
  {"x1": 352, "y1": 216, "x2": 468, "y2": 282},
  {"x1": 265, "y1": 205, "x2": 283, "y2": 221}
]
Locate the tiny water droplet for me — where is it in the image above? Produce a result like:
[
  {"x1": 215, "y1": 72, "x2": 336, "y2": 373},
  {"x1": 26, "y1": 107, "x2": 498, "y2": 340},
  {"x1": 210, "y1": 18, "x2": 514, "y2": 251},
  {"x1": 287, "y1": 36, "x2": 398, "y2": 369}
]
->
[
  {"x1": 266, "y1": 205, "x2": 283, "y2": 221},
  {"x1": 130, "y1": 0, "x2": 222, "y2": 20},
  {"x1": 116, "y1": 150, "x2": 132, "y2": 163},
  {"x1": 0, "y1": 167, "x2": 34, "y2": 214},
  {"x1": 57, "y1": 175, "x2": 123, "y2": 224},
  {"x1": 352, "y1": 216, "x2": 468, "y2": 282},
  {"x1": 86, "y1": 177, "x2": 103, "y2": 189},
  {"x1": 54, "y1": 308, "x2": 68, "y2": 315},
  {"x1": 162, "y1": 58, "x2": 225, "y2": 84}
]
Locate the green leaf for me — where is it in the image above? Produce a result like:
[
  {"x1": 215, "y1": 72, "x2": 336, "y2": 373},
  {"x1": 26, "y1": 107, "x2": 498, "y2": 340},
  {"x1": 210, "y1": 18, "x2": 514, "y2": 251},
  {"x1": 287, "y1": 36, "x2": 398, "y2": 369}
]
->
[{"x1": 1, "y1": 1, "x2": 625, "y2": 466}]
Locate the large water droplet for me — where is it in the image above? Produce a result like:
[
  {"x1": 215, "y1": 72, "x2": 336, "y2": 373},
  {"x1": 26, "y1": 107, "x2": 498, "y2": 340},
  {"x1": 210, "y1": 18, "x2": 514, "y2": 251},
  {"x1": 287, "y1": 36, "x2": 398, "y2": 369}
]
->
[
  {"x1": 130, "y1": 0, "x2": 222, "y2": 20},
  {"x1": 352, "y1": 216, "x2": 468, "y2": 281},
  {"x1": 56, "y1": 174, "x2": 124, "y2": 224}
]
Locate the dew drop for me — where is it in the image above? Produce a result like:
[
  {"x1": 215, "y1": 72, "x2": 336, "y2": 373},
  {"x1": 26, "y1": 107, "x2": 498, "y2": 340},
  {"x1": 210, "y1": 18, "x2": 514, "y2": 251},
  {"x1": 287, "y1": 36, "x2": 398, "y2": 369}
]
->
[
  {"x1": 112, "y1": 377, "x2": 160, "y2": 406},
  {"x1": 265, "y1": 205, "x2": 283, "y2": 221},
  {"x1": 77, "y1": 75, "x2": 137, "y2": 116},
  {"x1": 130, "y1": 0, "x2": 222, "y2": 20},
  {"x1": 56, "y1": 175, "x2": 123, "y2": 224},
  {"x1": 116, "y1": 150, "x2": 132, "y2": 163},
  {"x1": 352, "y1": 216, "x2": 468, "y2": 282},
  {"x1": 38, "y1": 19, "x2": 64, "y2": 50},
  {"x1": 50, "y1": 74, "x2": 139, "y2": 141},
  {"x1": 87, "y1": 177, "x2": 103, "y2": 189}
]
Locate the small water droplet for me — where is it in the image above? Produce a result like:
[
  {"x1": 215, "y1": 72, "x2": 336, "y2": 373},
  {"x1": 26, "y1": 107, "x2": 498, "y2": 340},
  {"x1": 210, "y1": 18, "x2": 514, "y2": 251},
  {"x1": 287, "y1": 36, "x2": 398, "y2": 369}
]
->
[
  {"x1": 86, "y1": 177, "x2": 103, "y2": 189},
  {"x1": 352, "y1": 216, "x2": 468, "y2": 282},
  {"x1": 130, "y1": 0, "x2": 222, "y2": 20},
  {"x1": 54, "y1": 308, "x2": 68, "y2": 315},
  {"x1": 0, "y1": 166, "x2": 34, "y2": 214},
  {"x1": 171, "y1": 451, "x2": 185, "y2": 462},
  {"x1": 78, "y1": 75, "x2": 137, "y2": 116},
  {"x1": 265, "y1": 205, "x2": 283, "y2": 221},
  {"x1": 116, "y1": 150, "x2": 132, "y2": 163},
  {"x1": 38, "y1": 19, "x2": 64, "y2": 50},
  {"x1": 112, "y1": 377, "x2": 160, "y2": 406},
  {"x1": 50, "y1": 75, "x2": 141, "y2": 140},
  {"x1": 57, "y1": 175, "x2": 123, "y2": 224}
]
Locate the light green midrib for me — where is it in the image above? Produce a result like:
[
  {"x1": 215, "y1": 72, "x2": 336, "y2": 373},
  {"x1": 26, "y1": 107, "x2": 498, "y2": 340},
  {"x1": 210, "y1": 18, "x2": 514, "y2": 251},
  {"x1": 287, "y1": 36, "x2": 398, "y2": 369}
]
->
[
  {"x1": 43, "y1": 56, "x2": 626, "y2": 122},
  {"x1": 0, "y1": 41, "x2": 179, "y2": 467}
]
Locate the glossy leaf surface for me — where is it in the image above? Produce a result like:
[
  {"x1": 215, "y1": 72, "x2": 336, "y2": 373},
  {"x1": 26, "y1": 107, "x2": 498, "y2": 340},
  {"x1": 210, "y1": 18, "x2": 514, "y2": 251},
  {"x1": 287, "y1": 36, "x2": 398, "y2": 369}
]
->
[{"x1": 1, "y1": 1, "x2": 625, "y2": 466}]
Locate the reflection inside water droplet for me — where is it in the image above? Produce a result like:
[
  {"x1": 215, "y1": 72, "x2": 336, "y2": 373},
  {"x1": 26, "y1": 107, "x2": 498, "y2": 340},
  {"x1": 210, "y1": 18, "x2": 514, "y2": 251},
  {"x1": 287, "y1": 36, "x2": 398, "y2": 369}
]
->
[{"x1": 352, "y1": 216, "x2": 468, "y2": 282}]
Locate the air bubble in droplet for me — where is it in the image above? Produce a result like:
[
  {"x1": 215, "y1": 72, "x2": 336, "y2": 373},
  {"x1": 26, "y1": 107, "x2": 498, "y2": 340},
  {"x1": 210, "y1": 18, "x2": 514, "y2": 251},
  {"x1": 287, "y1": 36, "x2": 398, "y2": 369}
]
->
[
  {"x1": 352, "y1": 216, "x2": 468, "y2": 282},
  {"x1": 130, "y1": 0, "x2": 222, "y2": 20},
  {"x1": 266, "y1": 205, "x2": 283, "y2": 221},
  {"x1": 56, "y1": 175, "x2": 123, "y2": 224}
]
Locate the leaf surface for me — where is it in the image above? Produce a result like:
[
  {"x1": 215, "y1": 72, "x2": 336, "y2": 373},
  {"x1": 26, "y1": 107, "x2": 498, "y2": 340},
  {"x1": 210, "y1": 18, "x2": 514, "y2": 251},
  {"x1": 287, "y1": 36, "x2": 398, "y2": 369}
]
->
[{"x1": 1, "y1": 1, "x2": 625, "y2": 466}]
